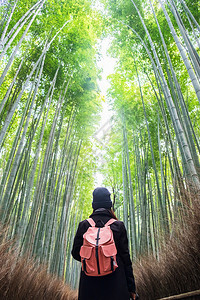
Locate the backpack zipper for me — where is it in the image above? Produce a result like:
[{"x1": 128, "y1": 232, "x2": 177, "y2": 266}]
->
[{"x1": 95, "y1": 228, "x2": 101, "y2": 274}]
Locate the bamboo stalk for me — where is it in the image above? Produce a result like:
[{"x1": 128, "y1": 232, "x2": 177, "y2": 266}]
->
[{"x1": 157, "y1": 289, "x2": 200, "y2": 300}]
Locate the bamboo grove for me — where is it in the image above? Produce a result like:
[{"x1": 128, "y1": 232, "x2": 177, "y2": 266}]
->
[
  {"x1": 100, "y1": 0, "x2": 200, "y2": 259},
  {"x1": 0, "y1": 0, "x2": 200, "y2": 295},
  {"x1": 0, "y1": 0, "x2": 103, "y2": 289}
]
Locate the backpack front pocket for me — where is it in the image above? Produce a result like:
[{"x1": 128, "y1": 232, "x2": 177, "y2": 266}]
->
[
  {"x1": 80, "y1": 246, "x2": 95, "y2": 274},
  {"x1": 100, "y1": 244, "x2": 118, "y2": 272}
]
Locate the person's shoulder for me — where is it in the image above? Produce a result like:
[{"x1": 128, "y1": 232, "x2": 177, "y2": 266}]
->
[
  {"x1": 113, "y1": 219, "x2": 123, "y2": 224},
  {"x1": 111, "y1": 219, "x2": 125, "y2": 229},
  {"x1": 77, "y1": 219, "x2": 90, "y2": 229},
  {"x1": 78, "y1": 219, "x2": 90, "y2": 226},
  {"x1": 112, "y1": 219, "x2": 124, "y2": 225}
]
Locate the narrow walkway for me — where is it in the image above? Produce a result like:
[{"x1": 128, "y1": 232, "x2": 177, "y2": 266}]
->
[{"x1": 158, "y1": 289, "x2": 200, "y2": 300}]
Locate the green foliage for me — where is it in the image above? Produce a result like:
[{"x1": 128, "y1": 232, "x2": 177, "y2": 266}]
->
[
  {"x1": 99, "y1": 0, "x2": 200, "y2": 257},
  {"x1": 0, "y1": 0, "x2": 105, "y2": 287}
]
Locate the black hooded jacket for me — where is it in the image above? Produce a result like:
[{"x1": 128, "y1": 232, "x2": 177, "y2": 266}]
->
[{"x1": 71, "y1": 208, "x2": 136, "y2": 300}]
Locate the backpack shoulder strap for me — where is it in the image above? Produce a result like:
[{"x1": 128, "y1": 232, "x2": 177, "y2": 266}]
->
[
  {"x1": 87, "y1": 218, "x2": 96, "y2": 227},
  {"x1": 105, "y1": 218, "x2": 117, "y2": 227}
]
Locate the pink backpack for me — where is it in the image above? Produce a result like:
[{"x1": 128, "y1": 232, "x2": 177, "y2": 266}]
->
[{"x1": 80, "y1": 218, "x2": 118, "y2": 276}]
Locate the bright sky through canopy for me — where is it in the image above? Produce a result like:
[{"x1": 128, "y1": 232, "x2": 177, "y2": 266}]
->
[
  {"x1": 97, "y1": 38, "x2": 116, "y2": 127},
  {"x1": 94, "y1": 37, "x2": 116, "y2": 186}
]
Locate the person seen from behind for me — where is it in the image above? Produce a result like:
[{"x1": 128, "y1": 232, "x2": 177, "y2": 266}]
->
[{"x1": 72, "y1": 187, "x2": 138, "y2": 300}]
